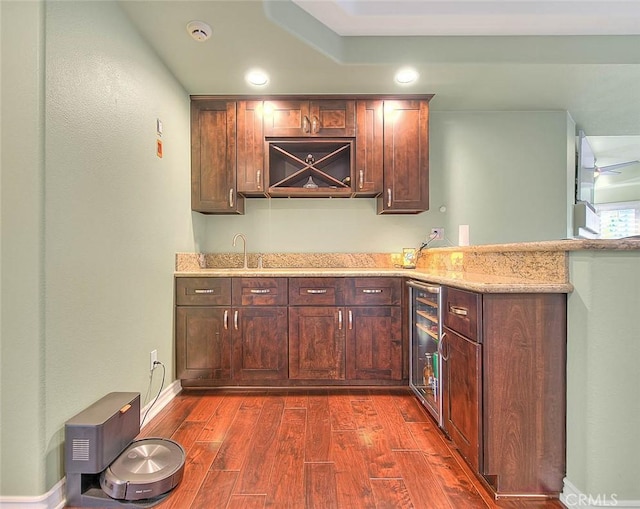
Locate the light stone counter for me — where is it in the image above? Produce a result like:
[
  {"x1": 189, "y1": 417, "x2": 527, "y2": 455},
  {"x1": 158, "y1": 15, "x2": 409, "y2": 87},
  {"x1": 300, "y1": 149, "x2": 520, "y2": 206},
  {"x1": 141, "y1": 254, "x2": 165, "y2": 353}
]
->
[{"x1": 175, "y1": 238, "x2": 639, "y2": 294}]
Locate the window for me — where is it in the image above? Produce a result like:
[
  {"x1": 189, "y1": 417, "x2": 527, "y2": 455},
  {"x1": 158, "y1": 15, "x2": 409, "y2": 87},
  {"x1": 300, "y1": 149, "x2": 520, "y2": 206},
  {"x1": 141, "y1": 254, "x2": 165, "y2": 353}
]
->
[{"x1": 596, "y1": 201, "x2": 640, "y2": 239}]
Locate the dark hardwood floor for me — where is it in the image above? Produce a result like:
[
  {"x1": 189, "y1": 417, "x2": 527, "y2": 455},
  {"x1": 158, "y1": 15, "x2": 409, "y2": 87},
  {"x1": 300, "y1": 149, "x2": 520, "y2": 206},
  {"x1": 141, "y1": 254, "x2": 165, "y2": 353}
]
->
[{"x1": 127, "y1": 389, "x2": 565, "y2": 509}]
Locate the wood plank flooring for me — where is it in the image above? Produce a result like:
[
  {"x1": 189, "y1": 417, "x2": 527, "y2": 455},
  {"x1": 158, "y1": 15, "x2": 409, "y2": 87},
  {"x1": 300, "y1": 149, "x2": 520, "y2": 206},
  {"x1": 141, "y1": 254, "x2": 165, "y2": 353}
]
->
[{"x1": 117, "y1": 389, "x2": 567, "y2": 508}]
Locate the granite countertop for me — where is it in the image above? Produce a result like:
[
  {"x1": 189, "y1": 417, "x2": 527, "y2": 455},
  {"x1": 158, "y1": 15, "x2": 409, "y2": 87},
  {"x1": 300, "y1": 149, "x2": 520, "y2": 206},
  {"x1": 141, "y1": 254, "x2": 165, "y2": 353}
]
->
[{"x1": 174, "y1": 238, "x2": 640, "y2": 294}]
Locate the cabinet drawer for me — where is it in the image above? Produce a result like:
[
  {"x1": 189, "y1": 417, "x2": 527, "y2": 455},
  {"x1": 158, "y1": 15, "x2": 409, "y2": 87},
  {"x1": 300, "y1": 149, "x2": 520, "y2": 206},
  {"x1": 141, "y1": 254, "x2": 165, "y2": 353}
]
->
[
  {"x1": 232, "y1": 278, "x2": 288, "y2": 306},
  {"x1": 289, "y1": 278, "x2": 345, "y2": 306},
  {"x1": 345, "y1": 277, "x2": 401, "y2": 306},
  {"x1": 176, "y1": 277, "x2": 231, "y2": 306},
  {"x1": 444, "y1": 287, "x2": 481, "y2": 341}
]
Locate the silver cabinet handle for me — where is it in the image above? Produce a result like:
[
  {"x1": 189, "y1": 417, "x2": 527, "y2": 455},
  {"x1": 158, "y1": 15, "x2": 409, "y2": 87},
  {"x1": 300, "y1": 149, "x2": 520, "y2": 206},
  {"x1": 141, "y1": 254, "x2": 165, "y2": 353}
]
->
[
  {"x1": 440, "y1": 332, "x2": 449, "y2": 361},
  {"x1": 359, "y1": 169, "x2": 364, "y2": 189},
  {"x1": 250, "y1": 289, "x2": 271, "y2": 294},
  {"x1": 449, "y1": 305, "x2": 469, "y2": 317},
  {"x1": 362, "y1": 289, "x2": 383, "y2": 294},
  {"x1": 229, "y1": 188, "x2": 234, "y2": 208},
  {"x1": 307, "y1": 289, "x2": 328, "y2": 294},
  {"x1": 256, "y1": 169, "x2": 261, "y2": 190},
  {"x1": 303, "y1": 116, "x2": 310, "y2": 133},
  {"x1": 338, "y1": 309, "x2": 343, "y2": 330},
  {"x1": 194, "y1": 289, "x2": 216, "y2": 294},
  {"x1": 234, "y1": 310, "x2": 239, "y2": 330},
  {"x1": 387, "y1": 188, "x2": 392, "y2": 207},
  {"x1": 223, "y1": 310, "x2": 229, "y2": 330},
  {"x1": 312, "y1": 116, "x2": 319, "y2": 133},
  {"x1": 348, "y1": 309, "x2": 353, "y2": 330}
]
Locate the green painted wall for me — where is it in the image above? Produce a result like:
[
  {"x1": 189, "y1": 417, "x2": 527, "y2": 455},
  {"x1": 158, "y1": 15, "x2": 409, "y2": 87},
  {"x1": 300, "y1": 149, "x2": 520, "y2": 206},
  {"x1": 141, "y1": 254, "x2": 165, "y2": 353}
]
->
[
  {"x1": 566, "y1": 252, "x2": 640, "y2": 501},
  {"x1": 0, "y1": 0, "x2": 46, "y2": 496}
]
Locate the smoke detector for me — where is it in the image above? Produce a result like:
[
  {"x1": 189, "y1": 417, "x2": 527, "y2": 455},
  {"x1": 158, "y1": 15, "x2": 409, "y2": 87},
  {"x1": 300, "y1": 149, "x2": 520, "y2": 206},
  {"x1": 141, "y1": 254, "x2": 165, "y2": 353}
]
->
[{"x1": 186, "y1": 21, "x2": 212, "y2": 42}]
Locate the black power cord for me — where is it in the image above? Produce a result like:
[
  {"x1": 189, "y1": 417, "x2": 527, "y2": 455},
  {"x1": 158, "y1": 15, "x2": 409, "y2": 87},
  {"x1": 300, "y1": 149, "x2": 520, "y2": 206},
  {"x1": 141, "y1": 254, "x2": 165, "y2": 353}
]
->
[{"x1": 141, "y1": 360, "x2": 165, "y2": 427}]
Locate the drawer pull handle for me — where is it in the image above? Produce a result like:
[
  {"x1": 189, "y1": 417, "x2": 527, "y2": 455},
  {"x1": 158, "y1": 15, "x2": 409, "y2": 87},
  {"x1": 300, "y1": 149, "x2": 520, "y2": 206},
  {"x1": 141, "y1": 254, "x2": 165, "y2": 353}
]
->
[
  {"x1": 362, "y1": 289, "x2": 383, "y2": 294},
  {"x1": 449, "y1": 305, "x2": 469, "y2": 317},
  {"x1": 307, "y1": 289, "x2": 328, "y2": 294},
  {"x1": 250, "y1": 289, "x2": 271, "y2": 294},
  {"x1": 194, "y1": 289, "x2": 216, "y2": 294}
]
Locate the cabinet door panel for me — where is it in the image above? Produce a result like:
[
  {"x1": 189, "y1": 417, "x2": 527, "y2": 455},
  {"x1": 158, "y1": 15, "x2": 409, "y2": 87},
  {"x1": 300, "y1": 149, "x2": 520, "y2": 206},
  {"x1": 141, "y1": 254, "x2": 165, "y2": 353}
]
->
[
  {"x1": 346, "y1": 306, "x2": 402, "y2": 380},
  {"x1": 176, "y1": 307, "x2": 231, "y2": 380},
  {"x1": 443, "y1": 327, "x2": 481, "y2": 471},
  {"x1": 355, "y1": 100, "x2": 383, "y2": 196},
  {"x1": 377, "y1": 100, "x2": 429, "y2": 213},
  {"x1": 233, "y1": 307, "x2": 288, "y2": 381},
  {"x1": 310, "y1": 100, "x2": 356, "y2": 137},
  {"x1": 237, "y1": 100, "x2": 265, "y2": 195},
  {"x1": 191, "y1": 100, "x2": 244, "y2": 214},
  {"x1": 289, "y1": 307, "x2": 345, "y2": 380},
  {"x1": 263, "y1": 100, "x2": 311, "y2": 137}
]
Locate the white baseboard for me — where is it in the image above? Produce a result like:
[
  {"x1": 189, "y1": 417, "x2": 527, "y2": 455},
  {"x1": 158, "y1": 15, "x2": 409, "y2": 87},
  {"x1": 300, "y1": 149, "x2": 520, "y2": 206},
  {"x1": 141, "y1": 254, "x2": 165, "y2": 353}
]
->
[
  {"x1": 0, "y1": 381, "x2": 182, "y2": 509},
  {"x1": 562, "y1": 478, "x2": 640, "y2": 508},
  {"x1": 0, "y1": 478, "x2": 65, "y2": 509}
]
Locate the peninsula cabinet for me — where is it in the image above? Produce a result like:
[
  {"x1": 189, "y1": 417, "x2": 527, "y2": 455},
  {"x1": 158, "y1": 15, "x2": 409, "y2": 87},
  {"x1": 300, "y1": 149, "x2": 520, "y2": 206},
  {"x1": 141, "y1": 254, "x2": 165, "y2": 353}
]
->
[
  {"x1": 190, "y1": 99, "x2": 244, "y2": 214},
  {"x1": 442, "y1": 286, "x2": 566, "y2": 498}
]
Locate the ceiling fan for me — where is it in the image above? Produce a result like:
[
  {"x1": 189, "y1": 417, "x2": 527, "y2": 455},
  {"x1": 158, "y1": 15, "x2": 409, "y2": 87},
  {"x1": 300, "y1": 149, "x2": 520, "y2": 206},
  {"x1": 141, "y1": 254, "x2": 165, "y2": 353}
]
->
[{"x1": 591, "y1": 159, "x2": 640, "y2": 177}]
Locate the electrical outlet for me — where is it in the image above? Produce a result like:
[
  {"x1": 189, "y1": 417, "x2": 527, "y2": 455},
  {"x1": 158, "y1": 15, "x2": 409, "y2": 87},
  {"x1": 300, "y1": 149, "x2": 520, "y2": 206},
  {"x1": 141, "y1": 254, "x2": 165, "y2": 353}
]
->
[
  {"x1": 430, "y1": 227, "x2": 444, "y2": 240},
  {"x1": 150, "y1": 349, "x2": 158, "y2": 371}
]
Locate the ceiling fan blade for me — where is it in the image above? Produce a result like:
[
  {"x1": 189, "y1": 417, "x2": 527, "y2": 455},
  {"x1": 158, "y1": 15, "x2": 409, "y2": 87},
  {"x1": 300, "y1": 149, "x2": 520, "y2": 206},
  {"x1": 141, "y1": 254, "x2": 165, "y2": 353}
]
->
[{"x1": 597, "y1": 160, "x2": 640, "y2": 172}]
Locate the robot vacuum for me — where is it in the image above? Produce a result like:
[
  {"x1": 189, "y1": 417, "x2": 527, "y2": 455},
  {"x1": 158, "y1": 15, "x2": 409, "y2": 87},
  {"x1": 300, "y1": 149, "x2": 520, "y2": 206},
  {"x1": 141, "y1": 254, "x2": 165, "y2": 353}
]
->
[
  {"x1": 100, "y1": 438, "x2": 185, "y2": 501},
  {"x1": 65, "y1": 392, "x2": 186, "y2": 508}
]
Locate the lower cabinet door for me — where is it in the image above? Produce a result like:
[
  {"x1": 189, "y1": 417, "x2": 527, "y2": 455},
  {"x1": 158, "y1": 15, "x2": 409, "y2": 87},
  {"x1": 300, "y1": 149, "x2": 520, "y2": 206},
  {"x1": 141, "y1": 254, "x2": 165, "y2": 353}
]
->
[
  {"x1": 289, "y1": 306, "x2": 345, "y2": 380},
  {"x1": 346, "y1": 306, "x2": 402, "y2": 380},
  {"x1": 443, "y1": 326, "x2": 482, "y2": 471},
  {"x1": 176, "y1": 306, "x2": 231, "y2": 380},
  {"x1": 232, "y1": 306, "x2": 288, "y2": 381}
]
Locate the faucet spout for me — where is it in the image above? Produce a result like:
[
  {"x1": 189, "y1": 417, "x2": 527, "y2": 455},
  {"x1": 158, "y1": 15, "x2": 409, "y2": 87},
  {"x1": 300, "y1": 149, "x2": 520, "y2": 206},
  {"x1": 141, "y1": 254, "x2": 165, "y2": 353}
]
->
[{"x1": 232, "y1": 233, "x2": 248, "y2": 269}]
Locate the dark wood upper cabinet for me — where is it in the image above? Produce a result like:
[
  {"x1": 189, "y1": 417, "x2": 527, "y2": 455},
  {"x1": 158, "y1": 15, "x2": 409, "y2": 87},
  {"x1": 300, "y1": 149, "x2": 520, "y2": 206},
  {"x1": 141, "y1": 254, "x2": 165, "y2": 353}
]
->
[
  {"x1": 355, "y1": 100, "x2": 383, "y2": 197},
  {"x1": 191, "y1": 99, "x2": 244, "y2": 214},
  {"x1": 190, "y1": 95, "x2": 432, "y2": 213},
  {"x1": 263, "y1": 99, "x2": 356, "y2": 137},
  {"x1": 236, "y1": 100, "x2": 266, "y2": 196},
  {"x1": 377, "y1": 99, "x2": 430, "y2": 214}
]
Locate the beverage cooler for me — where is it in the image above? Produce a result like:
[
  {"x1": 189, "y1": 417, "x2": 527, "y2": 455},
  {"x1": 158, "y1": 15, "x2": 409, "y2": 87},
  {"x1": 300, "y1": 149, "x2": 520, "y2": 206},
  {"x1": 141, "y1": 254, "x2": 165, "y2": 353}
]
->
[{"x1": 407, "y1": 280, "x2": 442, "y2": 426}]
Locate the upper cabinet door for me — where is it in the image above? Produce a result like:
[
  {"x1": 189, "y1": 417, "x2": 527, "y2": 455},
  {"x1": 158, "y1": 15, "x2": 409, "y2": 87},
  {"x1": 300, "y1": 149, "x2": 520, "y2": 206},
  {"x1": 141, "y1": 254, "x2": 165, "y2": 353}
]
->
[
  {"x1": 377, "y1": 99, "x2": 430, "y2": 214},
  {"x1": 355, "y1": 100, "x2": 383, "y2": 196},
  {"x1": 264, "y1": 99, "x2": 355, "y2": 137},
  {"x1": 236, "y1": 100, "x2": 266, "y2": 196},
  {"x1": 191, "y1": 99, "x2": 244, "y2": 214}
]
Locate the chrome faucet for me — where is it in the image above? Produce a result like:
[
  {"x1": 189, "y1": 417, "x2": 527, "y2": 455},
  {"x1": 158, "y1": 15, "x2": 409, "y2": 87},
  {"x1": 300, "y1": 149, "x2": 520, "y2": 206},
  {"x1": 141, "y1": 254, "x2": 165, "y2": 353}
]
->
[{"x1": 232, "y1": 233, "x2": 248, "y2": 269}]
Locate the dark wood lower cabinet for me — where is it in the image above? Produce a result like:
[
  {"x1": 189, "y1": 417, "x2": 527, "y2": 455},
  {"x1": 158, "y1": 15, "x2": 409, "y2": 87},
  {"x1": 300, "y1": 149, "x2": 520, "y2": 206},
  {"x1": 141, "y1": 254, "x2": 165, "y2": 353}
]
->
[
  {"x1": 232, "y1": 307, "x2": 288, "y2": 381},
  {"x1": 288, "y1": 306, "x2": 345, "y2": 380},
  {"x1": 176, "y1": 306, "x2": 231, "y2": 380},
  {"x1": 442, "y1": 287, "x2": 566, "y2": 499},
  {"x1": 346, "y1": 306, "x2": 402, "y2": 380},
  {"x1": 442, "y1": 327, "x2": 482, "y2": 472}
]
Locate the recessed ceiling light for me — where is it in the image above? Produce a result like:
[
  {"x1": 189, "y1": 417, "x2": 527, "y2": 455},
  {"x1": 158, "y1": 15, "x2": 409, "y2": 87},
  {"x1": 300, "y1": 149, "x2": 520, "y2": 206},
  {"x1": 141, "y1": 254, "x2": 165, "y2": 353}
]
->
[
  {"x1": 395, "y1": 67, "x2": 419, "y2": 85},
  {"x1": 186, "y1": 21, "x2": 212, "y2": 42},
  {"x1": 246, "y1": 69, "x2": 269, "y2": 87}
]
